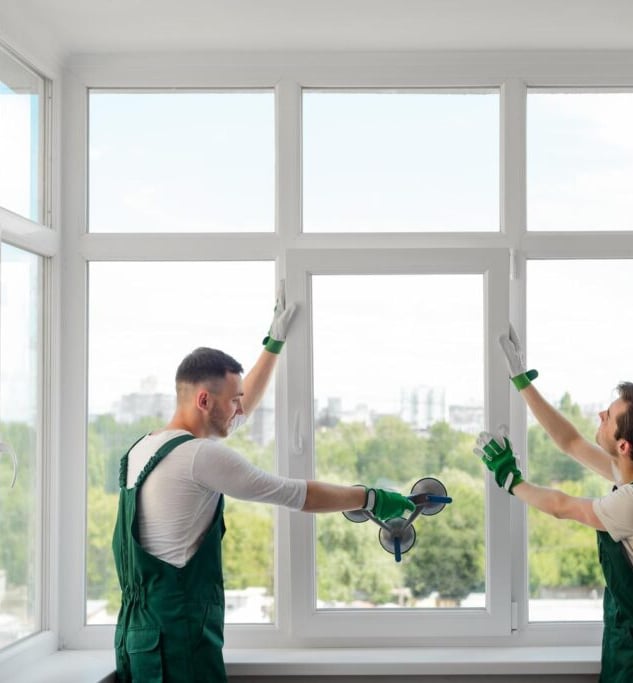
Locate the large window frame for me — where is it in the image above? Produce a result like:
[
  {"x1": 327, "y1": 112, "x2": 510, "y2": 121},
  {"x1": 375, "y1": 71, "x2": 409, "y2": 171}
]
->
[
  {"x1": 0, "y1": 41, "x2": 59, "y2": 675},
  {"x1": 51, "y1": 51, "x2": 633, "y2": 670}
]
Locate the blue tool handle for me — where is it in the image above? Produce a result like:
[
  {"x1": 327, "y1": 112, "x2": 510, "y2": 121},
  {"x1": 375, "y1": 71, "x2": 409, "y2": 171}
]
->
[
  {"x1": 427, "y1": 494, "x2": 452, "y2": 504},
  {"x1": 394, "y1": 537, "x2": 402, "y2": 563}
]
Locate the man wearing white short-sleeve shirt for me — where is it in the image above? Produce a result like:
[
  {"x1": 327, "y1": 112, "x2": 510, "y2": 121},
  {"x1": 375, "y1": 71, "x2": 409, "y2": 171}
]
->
[{"x1": 475, "y1": 325, "x2": 633, "y2": 683}]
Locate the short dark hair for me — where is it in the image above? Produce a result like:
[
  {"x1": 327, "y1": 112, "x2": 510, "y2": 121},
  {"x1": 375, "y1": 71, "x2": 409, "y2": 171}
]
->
[
  {"x1": 615, "y1": 382, "x2": 633, "y2": 446},
  {"x1": 175, "y1": 347, "x2": 243, "y2": 387}
]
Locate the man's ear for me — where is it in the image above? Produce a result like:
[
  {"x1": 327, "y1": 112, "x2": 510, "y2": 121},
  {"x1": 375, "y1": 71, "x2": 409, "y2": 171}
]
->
[
  {"x1": 618, "y1": 438, "x2": 632, "y2": 461},
  {"x1": 196, "y1": 388, "x2": 211, "y2": 411}
]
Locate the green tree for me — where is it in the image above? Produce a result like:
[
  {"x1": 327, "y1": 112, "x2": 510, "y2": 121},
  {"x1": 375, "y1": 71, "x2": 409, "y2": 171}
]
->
[
  {"x1": 403, "y1": 469, "x2": 484, "y2": 603},
  {"x1": 528, "y1": 392, "x2": 596, "y2": 485},
  {"x1": 316, "y1": 421, "x2": 370, "y2": 483},
  {"x1": 422, "y1": 421, "x2": 481, "y2": 478},
  {"x1": 87, "y1": 486, "x2": 121, "y2": 611},
  {"x1": 528, "y1": 479, "x2": 605, "y2": 596},
  {"x1": 0, "y1": 422, "x2": 37, "y2": 588},
  {"x1": 359, "y1": 416, "x2": 422, "y2": 487},
  {"x1": 316, "y1": 511, "x2": 402, "y2": 604},
  {"x1": 222, "y1": 500, "x2": 274, "y2": 592}
]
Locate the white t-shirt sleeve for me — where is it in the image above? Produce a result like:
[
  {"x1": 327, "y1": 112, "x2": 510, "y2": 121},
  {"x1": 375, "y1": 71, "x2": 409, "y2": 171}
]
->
[
  {"x1": 191, "y1": 439, "x2": 307, "y2": 510},
  {"x1": 593, "y1": 484, "x2": 633, "y2": 542}
]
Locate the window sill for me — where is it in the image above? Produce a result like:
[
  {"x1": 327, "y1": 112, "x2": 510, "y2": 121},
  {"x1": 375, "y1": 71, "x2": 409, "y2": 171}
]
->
[
  {"x1": 224, "y1": 646, "x2": 602, "y2": 676},
  {"x1": 3, "y1": 646, "x2": 601, "y2": 681}
]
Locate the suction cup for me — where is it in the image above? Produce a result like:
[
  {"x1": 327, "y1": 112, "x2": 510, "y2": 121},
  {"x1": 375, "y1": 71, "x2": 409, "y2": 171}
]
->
[
  {"x1": 343, "y1": 508, "x2": 371, "y2": 523},
  {"x1": 378, "y1": 517, "x2": 417, "y2": 562},
  {"x1": 409, "y1": 477, "x2": 449, "y2": 516}
]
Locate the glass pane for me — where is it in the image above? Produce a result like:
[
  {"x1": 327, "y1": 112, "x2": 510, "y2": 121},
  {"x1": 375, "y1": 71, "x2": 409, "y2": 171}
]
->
[
  {"x1": 87, "y1": 261, "x2": 276, "y2": 625},
  {"x1": 528, "y1": 92, "x2": 633, "y2": 231},
  {"x1": 303, "y1": 91, "x2": 499, "y2": 232},
  {"x1": 0, "y1": 48, "x2": 44, "y2": 222},
  {"x1": 312, "y1": 274, "x2": 485, "y2": 609},
  {"x1": 527, "y1": 260, "x2": 633, "y2": 621},
  {"x1": 89, "y1": 92, "x2": 274, "y2": 233},
  {"x1": 0, "y1": 244, "x2": 41, "y2": 647}
]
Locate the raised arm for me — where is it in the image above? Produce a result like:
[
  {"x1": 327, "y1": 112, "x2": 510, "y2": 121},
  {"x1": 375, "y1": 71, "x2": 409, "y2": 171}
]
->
[
  {"x1": 241, "y1": 283, "x2": 296, "y2": 417},
  {"x1": 520, "y1": 383, "x2": 613, "y2": 480},
  {"x1": 499, "y1": 324, "x2": 613, "y2": 481}
]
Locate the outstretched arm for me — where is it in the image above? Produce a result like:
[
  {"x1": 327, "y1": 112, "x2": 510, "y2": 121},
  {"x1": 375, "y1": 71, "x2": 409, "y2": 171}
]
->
[
  {"x1": 512, "y1": 481, "x2": 606, "y2": 530},
  {"x1": 475, "y1": 428, "x2": 606, "y2": 530},
  {"x1": 302, "y1": 481, "x2": 415, "y2": 520}
]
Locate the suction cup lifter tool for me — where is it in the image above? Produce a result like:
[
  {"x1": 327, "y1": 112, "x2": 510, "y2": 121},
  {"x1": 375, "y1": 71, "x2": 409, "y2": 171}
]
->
[{"x1": 342, "y1": 477, "x2": 452, "y2": 562}]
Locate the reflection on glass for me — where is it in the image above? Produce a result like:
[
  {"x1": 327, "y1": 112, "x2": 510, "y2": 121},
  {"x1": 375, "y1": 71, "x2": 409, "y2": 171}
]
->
[
  {"x1": 528, "y1": 92, "x2": 633, "y2": 231},
  {"x1": 312, "y1": 274, "x2": 485, "y2": 609},
  {"x1": 86, "y1": 261, "x2": 276, "y2": 625},
  {"x1": 0, "y1": 48, "x2": 44, "y2": 222},
  {"x1": 0, "y1": 244, "x2": 41, "y2": 648},
  {"x1": 526, "y1": 260, "x2": 633, "y2": 622},
  {"x1": 303, "y1": 91, "x2": 499, "y2": 232},
  {"x1": 89, "y1": 92, "x2": 274, "y2": 233}
]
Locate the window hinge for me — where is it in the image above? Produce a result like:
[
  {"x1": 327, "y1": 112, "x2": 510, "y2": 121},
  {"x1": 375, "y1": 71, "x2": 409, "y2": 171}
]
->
[{"x1": 511, "y1": 601, "x2": 518, "y2": 631}]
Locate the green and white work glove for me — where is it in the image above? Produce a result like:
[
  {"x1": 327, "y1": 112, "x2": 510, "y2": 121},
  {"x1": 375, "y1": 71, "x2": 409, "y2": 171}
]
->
[
  {"x1": 499, "y1": 324, "x2": 538, "y2": 391},
  {"x1": 262, "y1": 282, "x2": 297, "y2": 354},
  {"x1": 362, "y1": 486, "x2": 416, "y2": 521},
  {"x1": 474, "y1": 426, "x2": 524, "y2": 494}
]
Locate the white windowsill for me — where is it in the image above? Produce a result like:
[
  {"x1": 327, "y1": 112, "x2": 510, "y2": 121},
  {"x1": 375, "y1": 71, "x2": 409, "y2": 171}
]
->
[{"x1": 4, "y1": 646, "x2": 601, "y2": 682}]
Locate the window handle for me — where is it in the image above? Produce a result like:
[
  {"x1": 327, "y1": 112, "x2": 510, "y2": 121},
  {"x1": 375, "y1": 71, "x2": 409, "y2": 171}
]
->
[
  {"x1": 0, "y1": 441, "x2": 17, "y2": 488},
  {"x1": 293, "y1": 411, "x2": 304, "y2": 455}
]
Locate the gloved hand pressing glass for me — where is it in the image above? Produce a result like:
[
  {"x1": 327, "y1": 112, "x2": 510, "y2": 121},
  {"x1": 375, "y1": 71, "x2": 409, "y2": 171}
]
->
[
  {"x1": 499, "y1": 324, "x2": 538, "y2": 391},
  {"x1": 362, "y1": 486, "x2": 416, "y2": 521},
  {"x1": 262, "y1": 281, "x2": 297, "y2": 354},
  {"x1": 474, "y1": 426, "x2": 524, "y2": 494}
]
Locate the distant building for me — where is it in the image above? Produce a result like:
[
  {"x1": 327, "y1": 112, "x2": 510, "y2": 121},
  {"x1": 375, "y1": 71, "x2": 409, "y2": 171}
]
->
[
  {"x1": 250, "y1": 389, "x2": 275, "y2": 445},
  {"x1": 448, "y1": 403, "x2": 484, "y2": 434},
  {"x1": 113, "y1": 391, "x2": 174, "y2": 423},
  {"x1": 400, "y1": 385, "x2": 447, "y2": 430}
]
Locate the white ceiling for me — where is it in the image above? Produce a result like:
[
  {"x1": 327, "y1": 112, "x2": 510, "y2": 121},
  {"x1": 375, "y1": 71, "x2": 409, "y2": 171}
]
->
[{"x1": 2, "y1": 0, "x2": 633, "y2": 59}]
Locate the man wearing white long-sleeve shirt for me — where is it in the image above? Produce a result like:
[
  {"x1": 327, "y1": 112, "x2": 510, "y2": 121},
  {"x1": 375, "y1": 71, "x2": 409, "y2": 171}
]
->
[{"x1": 112, "y1": 291, "x2": 414, "y2": 683}]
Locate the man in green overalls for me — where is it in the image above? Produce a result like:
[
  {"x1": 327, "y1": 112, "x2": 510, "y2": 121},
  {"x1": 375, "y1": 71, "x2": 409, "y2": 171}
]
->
[
  {"x1": 474, "y1": 325, "x2": 633, "y2": 682},
  {"x1": 112, "y1": 291, "x2": 415, "y2": 682}
]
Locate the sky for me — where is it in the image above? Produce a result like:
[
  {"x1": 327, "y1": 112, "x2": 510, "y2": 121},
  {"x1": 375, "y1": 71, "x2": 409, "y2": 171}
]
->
[{"x1": 3, "y1": 88, "x2": 633, "y2": 421}]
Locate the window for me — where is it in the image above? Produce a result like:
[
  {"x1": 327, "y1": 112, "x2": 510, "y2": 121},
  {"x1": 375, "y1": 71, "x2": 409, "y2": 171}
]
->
[
  {"x1": 0, "y1": 46, "x2": 45, "y2": 223},
  {"x1": 526, "y1": 259, "x2": 633, "y2": 622},
  {"x1": 63, "y1": 63, "x2": 630, "y2": 658},
  {"x1": 303, "y1": 90, "x2": 499, "y2": 232},
  {"x1": 284, "y1": 248, "x2": 510, "y2": 639},
  {"x1": 0, "y1": 244, "x2": 43, "y2": 647},
  {"x1": 527, "y1": 90, "x2": 633, "y2": 231},
  {"x1": 88, "y1": 91, "x2": 275, "y2": 233},
  {"x1": 312, "y1": 273, "x2": 485, "y2": 611},
  {"x1": 86, "y1": 261, "x2": 276, "y2": 625}
]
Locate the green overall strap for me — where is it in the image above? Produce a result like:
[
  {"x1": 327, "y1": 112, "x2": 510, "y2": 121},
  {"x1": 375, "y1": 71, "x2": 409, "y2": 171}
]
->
[{"x1": 133, "y1": 433, "x2": 196, "y2": 488}]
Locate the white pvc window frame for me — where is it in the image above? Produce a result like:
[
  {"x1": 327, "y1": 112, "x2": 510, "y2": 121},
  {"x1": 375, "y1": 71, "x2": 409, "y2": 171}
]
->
[
  {"x1": 55, "y1": 51, "x2": 633, "y2": 654},
  {"x1": 284, "y1": 247, "x2": 511, "y2": 641},
  {"x1": 0, "y1": 41, "x2": 59, "y2": 674}
]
